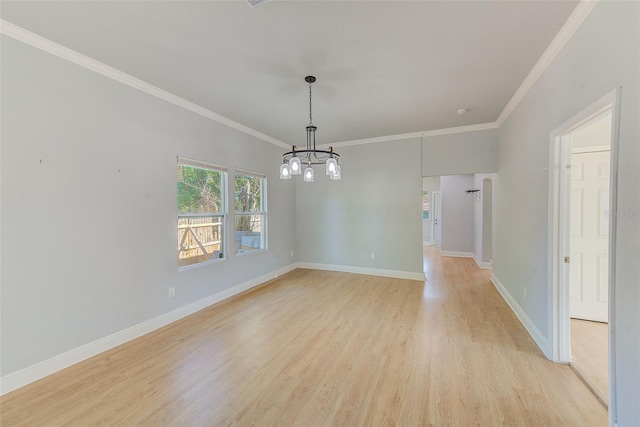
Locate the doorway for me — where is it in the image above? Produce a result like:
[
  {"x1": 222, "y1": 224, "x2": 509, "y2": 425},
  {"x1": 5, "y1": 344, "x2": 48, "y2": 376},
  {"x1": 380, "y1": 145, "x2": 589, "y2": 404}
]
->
[
  {"x1": 568, "y1": 111, "x2": 612, "y2": 406},
  {"x1": 432, "y1": 191, "x2": 442, "y2": 247},
  {"x1": 550, "y1": 89, "x2": 620, "y2": 416}
]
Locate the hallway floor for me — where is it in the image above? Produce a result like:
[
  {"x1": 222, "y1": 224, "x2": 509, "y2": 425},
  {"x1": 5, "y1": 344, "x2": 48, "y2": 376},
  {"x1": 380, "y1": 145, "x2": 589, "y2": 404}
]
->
[{"x1": 571, "y1": 318, "x2": 608, "y2": 407}]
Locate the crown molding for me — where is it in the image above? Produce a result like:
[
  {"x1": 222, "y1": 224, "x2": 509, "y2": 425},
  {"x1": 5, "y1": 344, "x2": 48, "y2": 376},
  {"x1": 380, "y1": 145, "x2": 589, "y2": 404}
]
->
[
  {"x1": 317, "y1": 131, "x2": 424, "y2": 149},
  {"x1": 495, "y1": 0, "x2": 600, "y2": 126},
  {"x1": 0, "y1": 19, "x2": 290, "y2": 149},
  {"x1": 318, "y1": 122, "x2": 499, "y2": 149},
  {"x1": 2, "y1": 0, "x2": 597, "y2": 151},
  {"x1": 421, "y1": 122, "x2": 499, "y2": 138}
]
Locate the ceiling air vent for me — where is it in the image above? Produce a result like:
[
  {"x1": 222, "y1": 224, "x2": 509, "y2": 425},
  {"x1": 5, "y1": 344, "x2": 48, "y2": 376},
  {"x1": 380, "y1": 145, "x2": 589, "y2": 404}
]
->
[{"x1": 246, "y1": 0, "x2": 272, "y2": 7}]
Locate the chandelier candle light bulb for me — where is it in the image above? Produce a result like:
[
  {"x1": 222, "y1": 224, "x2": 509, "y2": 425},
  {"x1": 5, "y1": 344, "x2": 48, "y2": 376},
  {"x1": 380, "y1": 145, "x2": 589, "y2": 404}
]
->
[
  {"x1": 289, "y1": 153, "x2": 301, "y2": 175},
  {"x1": 325, "y1": 156, "x2": 337, "y2": 175},
  {"x1": 304, "y1": 165, "x2": 314, "y2": 182},
  {"x1": 279, "y1": 162, "x2": 291, "y2": 180},
  {"x1": 279, "y1": 76, "x2": 342, "y2": 181},
  {"x1": 330, "y1": 164, "x2": 341, "y2": 180}
]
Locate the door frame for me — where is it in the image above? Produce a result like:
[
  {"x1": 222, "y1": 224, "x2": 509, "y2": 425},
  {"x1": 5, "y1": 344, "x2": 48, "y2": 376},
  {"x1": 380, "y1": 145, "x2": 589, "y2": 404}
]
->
[{"x1": 548, "y1": 88, "x2": 620, "y2": 423}]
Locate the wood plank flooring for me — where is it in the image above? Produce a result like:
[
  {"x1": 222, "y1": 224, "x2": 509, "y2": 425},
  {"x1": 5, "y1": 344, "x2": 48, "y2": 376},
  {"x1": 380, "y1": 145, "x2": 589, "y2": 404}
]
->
[
  {"x1": 1, "y1": 247, "x2": 607, "y2": 426},
  {"x1": 571, "y1": 318, "x2": 608, "y2": 407}
]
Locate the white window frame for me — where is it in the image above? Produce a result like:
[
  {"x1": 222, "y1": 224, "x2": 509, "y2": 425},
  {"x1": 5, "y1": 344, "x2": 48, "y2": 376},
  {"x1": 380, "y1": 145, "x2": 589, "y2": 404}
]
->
[
  {"x1": 234, "y1": 169, "x2": 267, "y2": 256},
  {"x1": 177, "y1": 157, "x2": 228, "y2": 271}
]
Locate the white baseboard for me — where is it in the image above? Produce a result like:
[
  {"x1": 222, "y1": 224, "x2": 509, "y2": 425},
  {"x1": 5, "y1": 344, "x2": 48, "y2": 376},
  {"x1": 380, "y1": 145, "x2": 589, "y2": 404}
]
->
[
  {"x1": 0, "y1": 263, "x2": 297, "y2": 396},
  {"x1": 440, "y1": 251, "x2": 474, "y2": 258},
  {"x1": 473, "y1": 256, "x2": 492, "y2": 270},
  {"x1": 295, "y1": 262, "x2": 425, "y2": 281},
  {"x1": 490, "y1": 274, "x2": 552, "y2": 359},
  {"x1": 440, "y1": 252, "x2": 492, "y2": 270}
]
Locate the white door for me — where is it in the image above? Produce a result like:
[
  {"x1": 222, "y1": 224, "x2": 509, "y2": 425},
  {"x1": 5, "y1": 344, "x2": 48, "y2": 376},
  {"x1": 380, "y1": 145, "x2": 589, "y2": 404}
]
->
[
  {"x1": 432, "y1": 192, "x2": 442, "y2": 247},
  {"x1": 570, "y1": 149, "x2": 610, "y2": 322}
]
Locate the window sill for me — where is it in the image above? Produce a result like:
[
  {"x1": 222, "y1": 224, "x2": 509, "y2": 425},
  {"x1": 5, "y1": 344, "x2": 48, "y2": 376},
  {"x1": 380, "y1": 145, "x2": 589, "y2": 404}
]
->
[
  {"x1": 235, "y1": 248, "x2": 267, "y2": 258},
  {"x1": 178, "y1": 257, "x2": 226, "y2": 272}
]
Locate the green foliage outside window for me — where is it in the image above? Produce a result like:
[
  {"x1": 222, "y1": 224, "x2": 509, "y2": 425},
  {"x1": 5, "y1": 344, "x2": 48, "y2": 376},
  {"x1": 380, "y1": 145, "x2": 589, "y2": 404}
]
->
[{"x1": 177, "y1": 165, "x2": 222, "y2": 214}]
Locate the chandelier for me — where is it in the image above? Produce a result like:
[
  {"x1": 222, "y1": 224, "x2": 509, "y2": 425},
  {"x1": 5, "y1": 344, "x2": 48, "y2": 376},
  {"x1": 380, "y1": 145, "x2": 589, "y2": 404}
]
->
[{"x1": 279, "y1": 76, "x2": 341, "y2": 182}]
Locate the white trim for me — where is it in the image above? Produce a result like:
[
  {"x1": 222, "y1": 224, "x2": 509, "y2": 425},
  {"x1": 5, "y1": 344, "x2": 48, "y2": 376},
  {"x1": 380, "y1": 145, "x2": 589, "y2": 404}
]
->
[
  {"x1": 607, "y1": 88, "x2": 621, "y2": 427},
  {"x1": 440, "y1": 251, "x2": 474, "y2": 258},
  {"x1": 548, "y1": 88, "x2": 619, "y2": 426},
  {"x1": 572, "y1": 145, "x2": 611, "y2": 154},
  {"x1": 0, "y1": 19, "x2": 289, "y2": 149},
  {"x1": 420, "y1": 122, "x2": 499, "y2": 139},
  {"x1": 473, "y1": 256, "x2": 492, "y2": 270},
  {"x1": 0, "y1": 263, "x2": 297, "y2": 396},
  {"x1": 317, "y1": 131, "x2": 424, "y2": 149},
  {"x1": 295, "y1": 262, "x2": 425, "y2": 281},
  {"x1": 318, "y1": 122, "x2": 498, "y2": 149},
  {"x1": 549, "y1": 91, "x2": 617, "y2": 362},
  {"x1": 177, "y1": 156, "x2": 228, "y2": 172},
  {"x1": 496, "y1": 0, "x2": 600, "y2": 126},
  {"x1": 234, "y1": 168, "x2": 267, "y2": 179},
  {"x1": 491, "y1": 274, "x2": 552, "y2": 359}
]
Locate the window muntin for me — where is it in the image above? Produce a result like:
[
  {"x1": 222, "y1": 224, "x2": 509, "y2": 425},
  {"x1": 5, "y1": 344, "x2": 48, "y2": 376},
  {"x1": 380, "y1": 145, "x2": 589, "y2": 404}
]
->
[
  {"x1": 234, "y1": 171, "x2": 266, "y2": 255},
  {"x1": 177, "y1": 157, "x2": 227, "y2": 268}
]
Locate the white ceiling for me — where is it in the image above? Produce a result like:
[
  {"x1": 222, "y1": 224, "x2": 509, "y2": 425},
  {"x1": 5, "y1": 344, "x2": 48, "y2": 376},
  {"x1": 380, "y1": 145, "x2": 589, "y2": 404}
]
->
[{"x1": 1, "y1": 1, "x2": 578, "y2": 146}]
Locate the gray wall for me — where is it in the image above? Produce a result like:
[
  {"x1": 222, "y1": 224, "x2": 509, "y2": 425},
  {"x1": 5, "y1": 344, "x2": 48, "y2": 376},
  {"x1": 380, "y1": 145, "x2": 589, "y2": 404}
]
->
[
  {"x1": 296, "y1": 138, "x2": 423, "y2": 274},
  {"x1": 0, "y1": 37, "x2": 297, "y2": 376},
  {"x1": 440, "y1": 175, "x2": 475, "y2": 253},
  {"x1": 422, "y1": 128, "x2": 498, "y2": 176},
  {"x1": 493, "y1": 1, "x2": 639, "y2": 424},
  {"x1": 481, "y1": 178, "x2": 493, "y2": 264}
]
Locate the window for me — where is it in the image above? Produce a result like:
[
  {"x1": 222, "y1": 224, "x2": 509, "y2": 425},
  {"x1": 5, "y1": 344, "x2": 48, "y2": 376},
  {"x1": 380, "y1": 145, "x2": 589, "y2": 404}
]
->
[
  {"x1": 422, "y1": 191, "x2": 430, "y2": 219},
  {"x1": 234, "y1": 171, "x2": 266, "y2": 255},
  {"x1": 177, "y1": 157, "x2": 227, "y2": 268}
]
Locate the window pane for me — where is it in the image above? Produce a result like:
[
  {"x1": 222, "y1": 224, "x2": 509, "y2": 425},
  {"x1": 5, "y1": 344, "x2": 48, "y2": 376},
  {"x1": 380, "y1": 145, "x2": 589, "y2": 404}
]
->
[
  {"x1": 177, "y1": 161, "x2": 226, "y2": 268},
  {"x1": 235, "y1": 214, "x2": 264, "y2": 254},
  {"x1": 234, "y1": 174, "x2": 262, "y2": 212},
  {"x1": 178, "y1": 165, "x2": 223, "y2": 214},
  {"x1": 178, "y1": 215, "x2": 224, "y2": 267},
  {"x1": 234, "y1": 173, "x2": 266, "y2": 255}
]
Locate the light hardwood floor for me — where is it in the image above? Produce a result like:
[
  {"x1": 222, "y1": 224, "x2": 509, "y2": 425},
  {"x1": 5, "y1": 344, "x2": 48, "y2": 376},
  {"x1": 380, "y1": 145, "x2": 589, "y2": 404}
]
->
[
  {"x1": 1, "y1": 248, "x2": 607, "y2": 426},
  {"x1": 571, "y1": 318, "x2": 608, "y2": 407}
]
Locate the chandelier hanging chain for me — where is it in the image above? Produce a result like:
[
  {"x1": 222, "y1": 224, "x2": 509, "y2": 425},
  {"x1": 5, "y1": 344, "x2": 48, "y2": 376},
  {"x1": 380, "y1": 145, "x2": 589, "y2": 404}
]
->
[{"x1": 309, "y1": 80, "x2": 313, "y2": 126}]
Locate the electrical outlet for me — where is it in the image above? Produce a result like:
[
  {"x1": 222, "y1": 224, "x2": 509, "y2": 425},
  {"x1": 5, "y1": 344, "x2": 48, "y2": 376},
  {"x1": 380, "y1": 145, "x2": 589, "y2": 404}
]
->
[
  {"x1": 370, "y1": 252, "x2": 376, "y2": 260},
  {"x1": 169, "y1": 287, "x2": 176, "y2": 298}
]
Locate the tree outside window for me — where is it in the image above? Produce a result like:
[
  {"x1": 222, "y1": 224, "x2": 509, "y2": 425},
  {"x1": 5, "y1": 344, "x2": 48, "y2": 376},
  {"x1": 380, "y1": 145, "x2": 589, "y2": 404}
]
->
[{"x1": 234, "y1": 172, "x2": 266, "y2": 254}]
